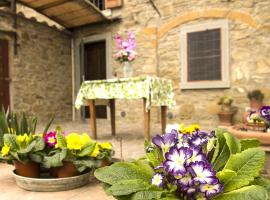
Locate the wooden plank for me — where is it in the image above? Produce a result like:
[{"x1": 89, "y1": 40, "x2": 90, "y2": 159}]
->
[
  {"x1": 64, "y1": 14, "x2": 103, "y2": 28},
  {"x1": 89, "y1": 100, "x2": 97, "y2": 139},
  {"x1": 43, "y1": 2, "x2": 83, "y2": 16},
  {"x1": 106, "y1": 0, "x2": 122, "y2": 9},
  {"x1": 161, "y1": 106, "x2": 167, "y2": 134},
  {"x1": 109, "y1": 99, "x2": 116, "y2": 136},
  {"x1": 36, "y1": 0, "x2": 71, "y2": 11},
  {"x1": 143, "y1": 98, "x2": 150, "y2": 140},
  {"x1": 52, "y1": 8, "x2": 91, "y2": 21}
]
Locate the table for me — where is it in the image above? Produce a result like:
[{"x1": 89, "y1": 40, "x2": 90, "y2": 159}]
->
[{"x1": 75, "y1": 76, "x2": 175, "y2": 140}]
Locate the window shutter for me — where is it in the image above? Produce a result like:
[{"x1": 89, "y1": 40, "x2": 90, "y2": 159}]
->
[{"x1": 106, "y1": 0, "x2": 122, "y2": 9}]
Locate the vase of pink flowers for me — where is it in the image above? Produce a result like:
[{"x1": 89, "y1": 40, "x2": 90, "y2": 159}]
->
[{"x1": 114, "y1": 31, "x2": 136, "y2": 77}]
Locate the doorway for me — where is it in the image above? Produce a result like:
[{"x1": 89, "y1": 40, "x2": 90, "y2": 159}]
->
[
  {"x1": 83, "y1": 40, "x2": 107, "y2": 118},
  {"x1": 0, "y1": 39, "x2": 10, "y2": 110}
]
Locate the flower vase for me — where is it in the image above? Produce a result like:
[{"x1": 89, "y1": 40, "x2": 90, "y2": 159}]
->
[{"x1": 123, "y1": 62, "x2": 133, "y2": 78}]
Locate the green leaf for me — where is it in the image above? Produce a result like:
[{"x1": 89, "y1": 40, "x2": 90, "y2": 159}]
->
[
  {"x1": 12, "y1": 113, "x2": 20, "y2": 135},
  {"x1": 217, "y1": 169, "x2": 237, "y2": 183},
  {"x1": 251, "y1": 177, "x2": 270, "y2": 198},
  {"x1": 131, "y1": 191, "x2": 164, "y2": 200},
  {"x1": 32, "y1": 136, "x2": 45, "y2": 152},
  {"x1": 20, "y1": 112, "x2": 28, "y2": 134},
  {"x1": 29, "y1": 152, "x2": 43, "y2": 163},
  {"x1": 73, "y1": 159, "x2": 97, "y2": 172},
  {"x1": 106, "y1": 179, "x2": 149, "y2": 196},
  {"x1": 3, "y1": 134, "x2": 17, "y2": 149},
  {"x1": 145, "y1": 141, "x2": 163, "y2": 167},
  {"x1": 56, "y1": 126, "x2": 66, "y2": 148},
  {"x1": 240, "y1": 139, "x2": 260, "y2": 151},
  {"x1": 43, "y1": 148, "x2": 67, "y2": 168},
  {"x1": 95, "y1": 161, "x2": 154, "y2": 185},
  {"x1": 28, "y1": 117, "x2": 37, "y2": 134},
  {"x1": 211, "y1": 128, "x2": 226, "y2": 164},
  {"x1": 212, "y1": 142, "x2": 230, "y2": 171},
  {"x1": 224, "y1": 132, "x2": 241, "y2": 154},
  {"x1": 223, "y1": 148, "x2": 266, "y2": 192},
  {"x1": 17, "y1": 140, "x2": 37, "y2": 154},
  {"x1": 214, "y1": 185, "x2": 268, "y2": 200},
  {"x1": 42, "y1": 116, "x2": 54, "y2": 134},
  {"x1": 77, "y1": 142, "x2": 96, "y2": 157}
]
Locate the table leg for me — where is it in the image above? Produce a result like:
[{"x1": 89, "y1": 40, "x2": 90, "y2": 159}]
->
[
  {"x1": 161, "y1": 106, "x2": 167, "y2": 134},
  {"x1": 110, "y1": 99, "x2": 116, "y2": 136},
  {"x1": 143, "y1": 98, "x2": 150, "y2": 140},
  {"x1": 89, "y1": 100, "x2": 97, "y2": 139}
]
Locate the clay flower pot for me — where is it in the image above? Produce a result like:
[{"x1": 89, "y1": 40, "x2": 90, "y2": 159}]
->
[
  {"x1": 13, "y1": 160, "x2": 40, "y2": 178},
  {"x1": 218, "y1": 111, "x2": 235, "y2": 126},
  {"x1": 250, "y1": 99, "x2": 263, "y2": 111},
  {"x1": 57, "y1": 161, "x2": 79, "y2": 178},
  {"x1": 49, "y1": 167, "x2": 60, "y2": 177}
]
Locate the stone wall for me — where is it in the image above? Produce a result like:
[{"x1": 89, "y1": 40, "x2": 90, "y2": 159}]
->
[
  {"x1": 74, "y1": 0, "x2": 270, "y2": 128},
  {"x1": 0, "y1": 13, "x2": 72, "y2": 122}
]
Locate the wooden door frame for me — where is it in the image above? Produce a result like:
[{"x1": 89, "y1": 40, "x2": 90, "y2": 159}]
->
[
  {"x1": 73, "y1": 33, "x2": 112, "y2": 121},
  {"x1": 0, "y1": 36, "x2": 13, "y2": 111}
]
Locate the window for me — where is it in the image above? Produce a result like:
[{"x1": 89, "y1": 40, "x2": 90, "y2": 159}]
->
[{"x1": 180, "y1": 20, "x2": 229, "y2": 89}]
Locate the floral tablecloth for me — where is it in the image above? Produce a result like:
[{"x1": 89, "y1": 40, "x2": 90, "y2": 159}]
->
[{"x1": 75, "y1": 76, "x2": 175, "y2": 110}]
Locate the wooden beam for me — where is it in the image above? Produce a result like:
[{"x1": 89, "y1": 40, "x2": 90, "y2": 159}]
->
[
  {"x1": 0, "y1": 0, "x2": 10, "y2": 7},
  {"x1": 35, "y1": 0, "x2": 71, "y2": 11}
]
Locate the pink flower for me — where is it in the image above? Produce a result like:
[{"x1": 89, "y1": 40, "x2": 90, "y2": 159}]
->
[
  {"x1": 44, "y1": 131, "x2": 57, "y2": 148},
  {"x1": 113, "y1": 31, "x2": 137, "y2": 63}
]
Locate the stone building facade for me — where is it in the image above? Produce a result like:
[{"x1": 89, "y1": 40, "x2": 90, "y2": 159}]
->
[
  {"x1": 74, "y1": 0, "x2": 270, "y2": 127},
  {"x1": 0, "y1": 12, "x2": 72, "y2": 122}
]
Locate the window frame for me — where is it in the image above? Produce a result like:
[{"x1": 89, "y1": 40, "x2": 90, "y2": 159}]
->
[{"x1": 180, "y1": 20, "x2": 230, "y2": 89}]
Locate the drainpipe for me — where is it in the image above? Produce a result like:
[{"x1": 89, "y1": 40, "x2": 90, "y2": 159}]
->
[{"x1": 71, "y1": 37, "x2": 75, "y2": 121}]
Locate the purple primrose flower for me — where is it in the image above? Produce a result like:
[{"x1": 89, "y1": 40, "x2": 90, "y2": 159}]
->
[
  {"x1": 164, "y1": 147, "x2": 192, "y2": 176},
  {"x1": 152, "y1": 131, "x2": 177, "y2": 153},
  {"x1": 151, "y1": 173, "x2": 165, "y2": 188}
]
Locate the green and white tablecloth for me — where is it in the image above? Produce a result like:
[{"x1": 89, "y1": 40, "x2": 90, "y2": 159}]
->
[{"x1": 75, "y1": 76, "x2": 175, "y2": 110}]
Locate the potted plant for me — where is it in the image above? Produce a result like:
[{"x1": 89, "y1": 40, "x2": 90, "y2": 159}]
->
[
  {"x1": 217, "y1": 96, "x2": 237, "y2": 126},
  {"x1": 0, "y1": 107, "x2": 53, "y2": 178},
  {"x1": 95, "y1": 124, "x2": 269, "y2": 200},
  {"x1": 246, "y1": 112, "x2": 267, "y2": 132},
  {"x1": 247, "y1": 89, "x2": 264, "y2": 111},
  {"x1": 42, "y1": 127, "x2": 113, "y2": 178},
  {"x1": 1, "y1": 133, "x2": 45, "y2": 178}
]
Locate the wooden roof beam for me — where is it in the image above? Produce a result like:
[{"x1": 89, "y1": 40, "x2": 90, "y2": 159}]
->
[{"x1": 35, "y1": 0, "x2": 71, "y2": 12}]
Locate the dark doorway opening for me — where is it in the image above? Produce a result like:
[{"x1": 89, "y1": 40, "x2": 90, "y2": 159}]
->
[
  {"x1": 0, "y1": 39, "x2": 10, "y2": 110},
  {"x1": 83, "y1": 40, "x2": 107, "y2": 118}
]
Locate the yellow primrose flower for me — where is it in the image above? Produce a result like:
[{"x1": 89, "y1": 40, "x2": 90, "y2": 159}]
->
[
  {"x1": 100, "y1": 142, "x2": 112, "y2": 150},
  {"x1": 66, "y1": 133, "x2": 84, "y2": 150},
  {"x1": 81, "y1": 133, "x2": 92, "y2": 145},
  {"x1": 16, "y1": 134, "x2": 31, "y2": 145},
  {"x1": 90, "y1": 144, "x2": 100, "y2": 157},
  {"x1": 1, "y1": 144, "x2": 10, "y2": 157}
]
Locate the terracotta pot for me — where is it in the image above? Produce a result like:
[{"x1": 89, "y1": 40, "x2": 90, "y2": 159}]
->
[
  {"x1": 57, "y1": 162, "x2": 79, "y2": 178},
  {"x1": 13, "y1": 160, "x2": 40, "y2": 178},
  {"x1": 218, "y1": 111, "x2": 235, "y2": 126},
  {"x1": 49, "y1": 167, "x2": 60, "y2": 177},
  {"x1": 98, "y1": 159, "x2": 111, "y2": 168},
  {"x1": 250, "y1": 99, "x2": 263, "y2": 110}
]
